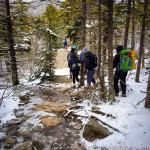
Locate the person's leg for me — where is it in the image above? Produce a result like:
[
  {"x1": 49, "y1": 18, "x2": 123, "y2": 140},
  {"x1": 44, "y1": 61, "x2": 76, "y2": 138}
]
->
[
  {"x1": 114, "y1": 72, "x2": 119, "y2": 94},
  {"x1": 72, "y1": 72, "x2": 75, "y2": 84},
  {"x1": 87, "y1": 70, "x2": 93, "y2": 85},
  {"x1": 120, "y1": 72, "x2": 127, "y2": 94},
  {"x1": 91, "y1": 70, "x2": 96, "y2": 84},
  {"x1": 75, "y1": 71, "x2": 79, "y2": 82}
]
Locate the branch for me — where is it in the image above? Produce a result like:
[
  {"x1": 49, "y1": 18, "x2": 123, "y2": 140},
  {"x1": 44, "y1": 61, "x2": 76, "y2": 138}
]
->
[
  {"x1": 91, "y1": 115, "x2": 121, "y2": 133},
  {"x1": 0, "y1": 84, "x2": 8, "y2": 106},
  {"x1": 90, "y1": 110, "x2": 116, "y2": 119},
  {"x1": 140, "y1": 90, "x2": 147, "y2": 93},
  {"x1": 136, "y1": 97, "x2": 147, "y2": 105}
]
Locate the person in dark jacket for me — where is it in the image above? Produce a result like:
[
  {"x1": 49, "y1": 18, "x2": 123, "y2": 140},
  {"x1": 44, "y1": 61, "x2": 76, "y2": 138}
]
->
[
  {"x1": 113, "y1": 45, "x2": 127, "y2": 97},
  {"x1": 81, "y1": 47, "x2": 96, "y2": 86},
  {"x1": 68, "y1": 48, "x2": 80, "y2": 87}
]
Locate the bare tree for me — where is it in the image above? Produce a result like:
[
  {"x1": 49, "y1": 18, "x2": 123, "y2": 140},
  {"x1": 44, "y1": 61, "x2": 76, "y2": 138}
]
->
[
  {"x1": 135, "y1": 0, "x2": 148, "y2": 82},
  {"x1": 131, "y1": 0, "x2": 135, "y2": 50},
  {"x1": 80, "y1": 0, "x2": 86, "y2": 86},
  {"x1": 123, "y1": 0, "x2": 132, "y2": 49},
  {"x1": 107, "y1": 0, "x2": 115, "y2": 102},
  {"x1": 5, "y1": 0, "x2": 19, "y2": 86},
  {"x1": 97, "y1": 0, "x2": 102, "y2": 79},
  {"x1": 145, "y1": 72, "x2": 150, "y2": 108}
]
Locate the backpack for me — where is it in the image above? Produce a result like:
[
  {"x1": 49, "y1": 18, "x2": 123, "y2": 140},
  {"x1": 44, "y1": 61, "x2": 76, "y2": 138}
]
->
[
  {"x1": 67, "y1": 53, "x2": 71, "y2": 61},
  {"x1": 89, "y1": 52, "x2": 98, "y2": 68},
  {"x1": 71, "y1": 63, "x2": 80, "y2": 72},
  {"x1": 117, "y1": 49, "x2": 133, "y2": 72}
]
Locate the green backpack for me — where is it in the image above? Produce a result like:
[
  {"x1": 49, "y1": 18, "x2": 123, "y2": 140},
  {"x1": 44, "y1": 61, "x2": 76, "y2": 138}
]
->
[{"x1": 116, "y1": 49, "x2": 133, "y2": 72}]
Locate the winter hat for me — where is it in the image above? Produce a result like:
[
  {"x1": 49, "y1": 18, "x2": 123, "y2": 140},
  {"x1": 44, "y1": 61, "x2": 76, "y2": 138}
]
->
[
  {"x1": 116, "y1": 45, "x2": 123, "y2": 53},
  {"x1": 81, "y1": 47, "x2": 88, "y2": 54}
]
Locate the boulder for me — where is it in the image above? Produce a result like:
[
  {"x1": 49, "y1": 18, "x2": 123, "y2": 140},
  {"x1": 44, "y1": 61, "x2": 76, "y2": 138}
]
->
[
  {"x1": 83, "y1": 118, "x2": 112, "y2": 142},
  {"x1": 23, "y1": 115, "x2": 33, "y2": 121},
  {"x1": 61, "y1": 87, "x2": 72, "y2": 94},
  {"x1": 41, "y1": 117, "x2": 62, "y2": 126},
  {"x1": 14, "y1": 141, "x2": 33, "y2": 150},
  {"x1": 32, "y1": 101, "x2": 70, "y2": 117},
  {"x1": 18, "y1": 130, "x2": 30, "y2": 135},
  {"x1": 5, "y1": 138, "x2": 16, "y2": 145},
  {"x1": 18, "y1": 91, "x2": 34, "y2": 104},
  {"x1": 32, "y1": 125, "x2": 42, "y2": 131},
  {"x1": 70, "y1": 91, "x2": 83, "y2": 100}
]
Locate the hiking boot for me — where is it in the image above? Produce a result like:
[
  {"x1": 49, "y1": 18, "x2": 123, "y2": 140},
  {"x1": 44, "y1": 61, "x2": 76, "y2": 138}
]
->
[
  {"x1": 72, "y1": 83, "x2": 76, "y2": 88},
  {"x1": 115, "y1": 93, "x2": 119, "y2": 96},
  {"x1": 121, "y1": 94, "x2": 126, "y2": 97},
  {"x1": 77, "y1": 82, "x2": 81, "y2": 88}
]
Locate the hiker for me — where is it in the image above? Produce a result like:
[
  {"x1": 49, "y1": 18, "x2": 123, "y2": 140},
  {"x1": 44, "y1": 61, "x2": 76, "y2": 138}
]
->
[
  {"x1": 68, "y1": 48, "x2": 80, "y2": 87},
  {"x1": 64, "y1": 38, "x2": 67, "y2": 48},
  {"x1": 81, "y1": 47, "x2": 97, "y2": 86},
  {"x1": 113, "y1": 45, "x2": 127, "y2": 97},
  {"x1": 67, "y1": 50, "x2": 72, "y2": 79}
]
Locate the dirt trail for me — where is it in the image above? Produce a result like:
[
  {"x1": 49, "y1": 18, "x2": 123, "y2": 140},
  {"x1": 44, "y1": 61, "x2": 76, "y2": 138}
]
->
[
  {"x1": 0, "y1": 48, "x2": 85, "y2": 150},
  {"x1": 54, "y1": 48, "x2": 70, "y2": 69}
]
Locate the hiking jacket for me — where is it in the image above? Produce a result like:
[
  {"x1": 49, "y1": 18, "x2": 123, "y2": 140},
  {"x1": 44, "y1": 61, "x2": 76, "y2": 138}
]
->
[
  {"x1": 68, "y1": 52, "x2": 80, "y2": 72},
  {"x1": 84, "y1": 52, "x2": 95, "y2": 70},
  {"x1": 113, "y1": 53, "x2": 120, "y2": 69}
]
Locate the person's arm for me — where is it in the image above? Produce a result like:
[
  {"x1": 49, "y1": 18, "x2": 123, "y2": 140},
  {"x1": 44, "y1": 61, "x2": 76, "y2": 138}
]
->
[{"x1": 113, "y1": 53, "x2": 120, "y2": 68}]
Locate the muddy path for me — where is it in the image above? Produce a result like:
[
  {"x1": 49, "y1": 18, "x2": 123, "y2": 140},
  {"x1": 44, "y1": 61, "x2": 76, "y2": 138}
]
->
[{"x1": 0, "y1": 49, "x2": 85, "y2": 150}]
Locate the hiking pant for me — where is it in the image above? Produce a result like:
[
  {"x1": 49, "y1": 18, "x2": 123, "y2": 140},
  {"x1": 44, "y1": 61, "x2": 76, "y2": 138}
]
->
[
  {"x1": 114, "y1": 71, "x2": 127, "y2": 94},
  {"x1": 72, "y1": 71, "x2": 79, "y2": 84},
  {"x1": 87, "y1": 69, "x2": 96, "y2": 86}
]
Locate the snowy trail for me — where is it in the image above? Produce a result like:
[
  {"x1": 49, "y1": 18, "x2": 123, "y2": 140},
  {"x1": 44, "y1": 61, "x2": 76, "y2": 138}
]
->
[{"x1": 54, "y1": 47, "x2": 70, "y2": 69}]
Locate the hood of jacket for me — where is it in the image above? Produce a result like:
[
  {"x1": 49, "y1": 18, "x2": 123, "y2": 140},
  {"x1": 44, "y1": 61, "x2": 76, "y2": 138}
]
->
[
  {"x1": 116, "y1": 45, "x2": 123, "y2": 53},
  {"x1": 70, "y1": 52, "x2": 76, "y2": 58},
  {"x1": 81, "y1": 47, "x2": 88, "y2": 54}
]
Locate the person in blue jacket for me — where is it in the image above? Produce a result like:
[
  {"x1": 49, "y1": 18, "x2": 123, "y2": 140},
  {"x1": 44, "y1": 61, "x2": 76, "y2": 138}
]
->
[{"x1": 64, "y1": 38, "x2": 67, "y2": 48}]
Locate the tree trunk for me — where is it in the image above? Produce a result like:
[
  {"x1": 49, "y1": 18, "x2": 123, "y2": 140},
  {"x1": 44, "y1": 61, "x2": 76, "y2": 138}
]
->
[
  {"x1": 124, "y1": 0, "x2": 132, "y2": 49},
  {"x1": 131, "y1": 0, "x2": 135, "y2": 50},
  {"x1": 5, "y1": 0, "x2": 19, "y2": 86},
  {"x1": 135, "y1": 0, "x2": 148, "y2": 82},
  {"x1": 145, "y1": 72, "x2": 150, "y2": 108},
  {"x1": 107, "y1": 0, "x2": 115, "y2": 102},
  {"x1": 80, "y1": 0, "x2": 86, "y2": 86},
  {"x1": 97, "y1": 0, "x2": 102, "y2": 79}
]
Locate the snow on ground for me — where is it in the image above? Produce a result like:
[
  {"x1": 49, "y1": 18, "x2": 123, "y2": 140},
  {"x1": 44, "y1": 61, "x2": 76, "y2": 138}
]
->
[
  {"x1": 0, "y1": 63, "x2": 150, "y2": 149},
  {"x1": 0, "y1": 89, "x2": 20, "y2": 128},
  {"x1": 54, "y1": 68, "x2": 70, "y2": 76},
  {"x1": 78, "y1": 69, "x2": 150, "y2": 150}
]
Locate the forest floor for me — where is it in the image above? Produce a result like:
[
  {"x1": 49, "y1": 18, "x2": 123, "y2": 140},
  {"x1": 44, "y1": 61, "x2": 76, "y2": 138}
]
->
[
  {"x1": 1, "y1": 47, "x2": 150, "y2": 150},
  {"x1": 0, "y1": 47, "x2": 86, "y2": 150}
]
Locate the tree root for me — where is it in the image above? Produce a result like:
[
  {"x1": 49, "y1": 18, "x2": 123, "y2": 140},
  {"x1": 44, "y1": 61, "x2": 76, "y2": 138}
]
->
[
  {"x1": 136, "y1": 97, "x2": 146, "y2": 105},
  {"x1": 91, "y1": 115, "x2": 121, "y2": 133},
  {"x1": 90, "y1": 110, "x2": 116, "y2": 119}
]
